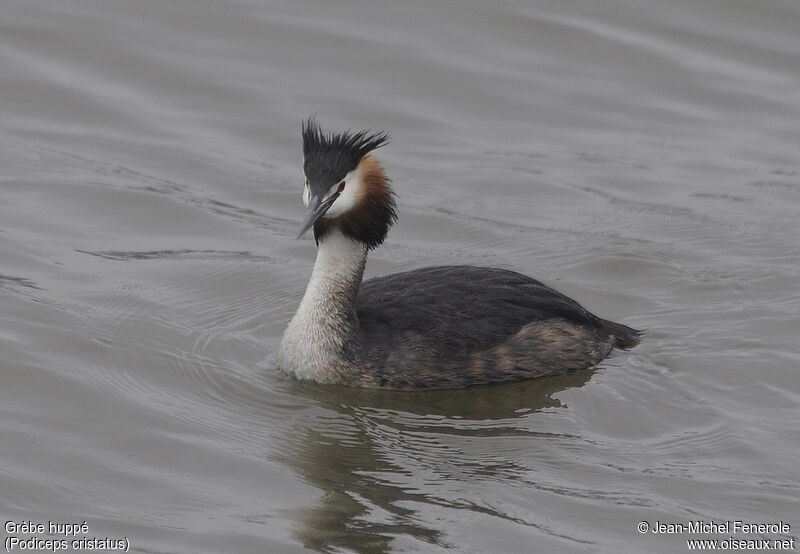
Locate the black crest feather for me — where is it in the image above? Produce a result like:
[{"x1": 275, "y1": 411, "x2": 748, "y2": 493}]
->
[{"x1": 302, "y1": 117, "x2": 390, "y2": 189}]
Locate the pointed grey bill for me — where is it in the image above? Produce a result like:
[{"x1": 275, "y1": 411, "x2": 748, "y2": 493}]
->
[{"x1": 297, "y1": 192, "x2": 340, "y2": 238}]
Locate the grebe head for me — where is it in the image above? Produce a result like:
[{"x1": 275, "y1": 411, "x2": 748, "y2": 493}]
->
[{"x1": 298, "y1": 118, "x2": 396, "y2": 249}]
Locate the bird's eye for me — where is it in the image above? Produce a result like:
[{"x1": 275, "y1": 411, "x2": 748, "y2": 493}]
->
[{"x1": 337, "y1": 181, "x2": 346, "y2": 193}]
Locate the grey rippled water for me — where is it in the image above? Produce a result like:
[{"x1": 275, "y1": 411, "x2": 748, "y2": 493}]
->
[{"x1": 1, "y1": 0, "x2": 799, "y2": 552}]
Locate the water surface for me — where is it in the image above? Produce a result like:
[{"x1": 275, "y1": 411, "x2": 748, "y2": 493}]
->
[{"x1": 1, "y1": 0, "x2": 799, "y2": 552}]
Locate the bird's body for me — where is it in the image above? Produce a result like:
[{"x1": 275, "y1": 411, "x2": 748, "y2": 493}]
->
[{"x1": 277, "y1": 120, "x2": 640, "y2": 389}]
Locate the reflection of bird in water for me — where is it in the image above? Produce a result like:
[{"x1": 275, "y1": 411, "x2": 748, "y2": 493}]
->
[
  {"x1": 278, "y1": 119, "x2": 640, "y2": 389},
  {"x1": 301, "y1": 368, "x2": 596, "y2": 420},
  {"x1": 284, "y1": 371, "x2": 594, "y2": 553}
]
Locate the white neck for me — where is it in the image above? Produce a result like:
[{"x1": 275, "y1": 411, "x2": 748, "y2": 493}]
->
[{"x1": 277, "y1": 229, "x2": 368, "y2": 382}]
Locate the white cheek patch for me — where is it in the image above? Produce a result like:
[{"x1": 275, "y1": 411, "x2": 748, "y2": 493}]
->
[
  {"x1": 302, "y1": 183, "x2": 310, "y2": 207},
  {"x1": 325, "y1": 167, "x2": 360, "y2": 218}
]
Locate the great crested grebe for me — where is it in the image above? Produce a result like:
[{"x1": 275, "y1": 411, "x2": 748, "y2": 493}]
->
[{"x1": 277, "y1": 119, "x2": 641, "y2": 389}]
